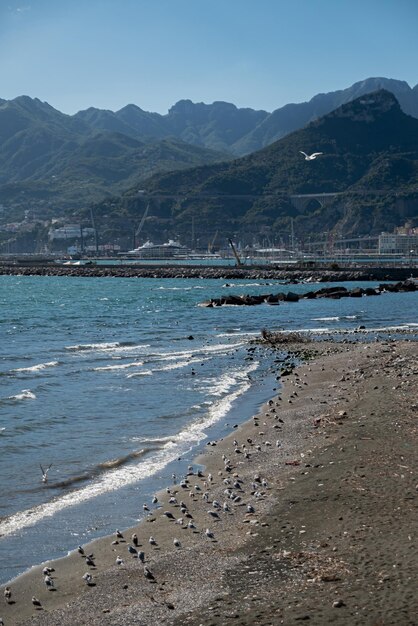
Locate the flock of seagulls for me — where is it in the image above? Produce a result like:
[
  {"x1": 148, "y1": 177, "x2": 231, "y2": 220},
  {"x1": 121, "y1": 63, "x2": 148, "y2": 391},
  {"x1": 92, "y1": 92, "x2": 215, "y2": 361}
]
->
[{"x1": 1, "y1": 363, "x2": 305, "y2": 623}]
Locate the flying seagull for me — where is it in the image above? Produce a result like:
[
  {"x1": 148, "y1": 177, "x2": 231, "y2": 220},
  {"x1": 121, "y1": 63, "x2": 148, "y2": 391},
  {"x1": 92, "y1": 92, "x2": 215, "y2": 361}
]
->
[
  {"x1": 40, "y1": 464, "x2": 52, "y2": 483},
  {"x1": 300, "y1": 151, "x2": 323, "y2": 160}
]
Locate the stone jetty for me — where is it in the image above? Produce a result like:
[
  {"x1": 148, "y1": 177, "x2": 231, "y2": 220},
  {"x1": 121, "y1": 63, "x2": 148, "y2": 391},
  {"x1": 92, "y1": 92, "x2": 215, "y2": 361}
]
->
[
  {"x1": 199, "y1": 280, "x2": 417, "y2": 307},
  {"x1": 0, "y1": 262, "x2": 416, "y2": 282}
]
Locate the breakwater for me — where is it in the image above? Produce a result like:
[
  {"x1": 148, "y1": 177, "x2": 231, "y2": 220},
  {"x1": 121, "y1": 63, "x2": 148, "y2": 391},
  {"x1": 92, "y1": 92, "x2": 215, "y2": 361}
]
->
[
  {"x1": 0, "y1": 262, "x2": 416, "y2": 281},
  {"x1": 199, "y1": 280, "x2": 418, "y2": 307}
]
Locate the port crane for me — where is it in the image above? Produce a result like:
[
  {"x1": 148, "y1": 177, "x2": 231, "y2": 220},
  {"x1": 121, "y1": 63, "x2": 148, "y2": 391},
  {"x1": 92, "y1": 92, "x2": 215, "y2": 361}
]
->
[
  {"x1": 134, "y1": 203, "x2": 150, "y2": 248},
  {"x1": 228, "y1": 238, "x2": 243, "y2": 267}
]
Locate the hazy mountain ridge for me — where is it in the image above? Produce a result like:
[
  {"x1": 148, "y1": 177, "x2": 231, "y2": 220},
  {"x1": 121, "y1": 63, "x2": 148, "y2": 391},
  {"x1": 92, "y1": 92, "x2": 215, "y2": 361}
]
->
[
  {"x1": 74, "y1": 77, "x2": 418, "y2": 155},
  {"x1": 0, "y1": 96, "x2": 227, "y2": 211}
]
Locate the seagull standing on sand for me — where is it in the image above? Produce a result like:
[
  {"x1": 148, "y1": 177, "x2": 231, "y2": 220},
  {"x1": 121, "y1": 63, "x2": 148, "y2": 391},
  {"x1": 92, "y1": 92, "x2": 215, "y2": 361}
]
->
[
  {"x1": 32, "y1": 596, "x2": 42, "y2": 609},
  {"x1": 44, "y1": 575, "x2": 54, "y2": 590},
  {"x1": 300, "y1": 151, "x2": 323, "y2": 160},
  {"x1": 144, "y1": 566, "x2": 155, "y2": 581},
  {"x1": 4, "y1": 587, "x2": 11, "y2": 603},
  {"x1": 127, "y1": 545, "x2": 138, "y2": 557}
]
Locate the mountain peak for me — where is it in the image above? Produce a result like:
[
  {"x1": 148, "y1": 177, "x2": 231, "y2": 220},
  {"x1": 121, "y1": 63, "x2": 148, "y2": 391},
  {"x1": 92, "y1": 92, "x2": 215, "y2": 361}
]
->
[{"x1": 327, "y1": 89, "x2": 401, "y2": 122}]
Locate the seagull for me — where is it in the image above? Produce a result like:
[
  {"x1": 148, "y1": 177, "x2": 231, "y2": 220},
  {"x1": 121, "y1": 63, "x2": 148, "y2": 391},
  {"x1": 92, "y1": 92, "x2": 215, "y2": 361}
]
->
[
  {"x1": 42, "y1": 566, "x2": 54, "y2": 576},
  {"x1": 152, "y1": 496, "x2": 158, "y2": 504},
  {"x1": 173, "y1": 538, "x2": 181, "y2": 548},
  {"x1": 131, "y1": 533, "x2": 139, "y2": 546},
  {"x1": 143, "y1": 503, "x2": 150, "y2": 512},
  {"x1": 4, "y1": 587, "x2": 11, "y2": 603},
  {"x1": 77, "y1": 545, "x2": 85, "y2": 556},
  {"x1": 127, "y1": 545, "x2": 138, "y2": 557},
  {"x1": 44, "y1": 575, "x2": 54, "y2": 590},
  {"x1": 40, "y1": 464, "x2": 52, "y2": 483},
  {"x1": 205, "y1": 528, "x2": 214, "y2": 539},
  {"x1": 115, "y1": 529, "x2": 124, "y2": 539},
  {"x1": 144, "y1": 566, "x2": 155, "y2": 581},
  {"x1": 116, "y1": 556, "x2": 124, "y2": 566},
  {"x1": 137, "y1": 551, "x2": 145, "y2": 563},
  {"x1": 85, "y1": 555, "x2": 95, "y2": 567},
  {"x1": 300, "y1": 151, "x2": 323, "y2": 160},
  {"x1": 149, "y1": 536, "x2": 157, "y2": 546},
  {"x1": 82, "y1": 572, "x2": 93, "y2": 585},
  {"x1": 32, "y1": 596, "x2": 42, "y2": 609}
]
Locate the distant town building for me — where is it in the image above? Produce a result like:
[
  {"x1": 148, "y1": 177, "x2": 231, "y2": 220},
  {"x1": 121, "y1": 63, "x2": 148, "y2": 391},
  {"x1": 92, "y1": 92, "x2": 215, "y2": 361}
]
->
[
  {"x1": 48, "y1": 224, "x2": 95, "y2": 240},
  {"x1": 378, "y1": 232, "x2": 418, "y2": 255}
]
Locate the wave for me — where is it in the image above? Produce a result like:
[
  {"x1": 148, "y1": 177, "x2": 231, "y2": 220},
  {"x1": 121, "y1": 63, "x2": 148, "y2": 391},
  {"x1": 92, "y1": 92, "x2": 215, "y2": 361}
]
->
[
  {"x1": 311, "y1": 315, "x2": 358, "y2": 322},
  {"x1": 152, "y1": 286, "x2": 205, "y2": 291},
  {"x1": 216, "y1": 331, "x2": 258, "y2": 338},
  {"x1": 0, "y1": 361, "x2": 259, "y2": 538},
  {"x1": 222, "y1": 282, "x2": 276, "y2": 288},
  {"x1": 65, "y1": 341, "x2": 145, "y2": 352},
  {"x1": 11, "y1": 361, "x2": 59, "y2": 374},
  {"x1": 3, "y1": 389, "x2": 37, "y2": 403},
  {"x1": 44, "y1": 448, "x2": 154, "y2": 490},
  {"x1": 93, "y1": 361, "x2": 144, "y2": 372},
  {"x1": 150, "y1": 341, "x2": 245, "y2": 363},
  {"x1": 127, "y1": 370, "x2": 153, "y2": 378},
  {"x1": 130, "y1": 435, "x2": 177, "y2": 444}
]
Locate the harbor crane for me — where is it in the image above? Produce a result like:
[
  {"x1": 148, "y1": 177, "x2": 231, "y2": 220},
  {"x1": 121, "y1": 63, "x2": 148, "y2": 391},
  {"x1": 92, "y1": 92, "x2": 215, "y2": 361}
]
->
[
  {"x1": 228, "y1": 238, "x2": 243, "y2": 267},
  {"x1": 134, "y1": 203, "x2": 150, "y2": 248}
]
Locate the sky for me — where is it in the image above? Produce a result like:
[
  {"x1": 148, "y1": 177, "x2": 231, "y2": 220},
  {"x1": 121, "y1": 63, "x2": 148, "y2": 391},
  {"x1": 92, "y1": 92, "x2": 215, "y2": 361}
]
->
[{"x1": 0, "y1": 0, "x2": 417, "y2": 115}]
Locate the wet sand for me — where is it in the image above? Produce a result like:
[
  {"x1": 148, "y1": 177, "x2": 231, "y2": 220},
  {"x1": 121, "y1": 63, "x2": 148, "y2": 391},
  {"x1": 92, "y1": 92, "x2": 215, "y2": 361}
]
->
[{"x1": 1, "y1": 338, "x2": 417, "y2": 625}]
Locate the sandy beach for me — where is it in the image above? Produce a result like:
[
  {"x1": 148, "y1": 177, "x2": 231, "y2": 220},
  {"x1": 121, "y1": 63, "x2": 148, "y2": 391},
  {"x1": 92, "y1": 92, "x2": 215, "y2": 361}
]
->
[{"x1": 1, "y1": 336, "x2": 417, "y2": 626}]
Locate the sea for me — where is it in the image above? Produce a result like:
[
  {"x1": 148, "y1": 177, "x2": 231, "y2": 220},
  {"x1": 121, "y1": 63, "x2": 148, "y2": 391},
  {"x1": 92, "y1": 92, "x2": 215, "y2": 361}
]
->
[{"x1": 0, "y1": 273, "x2": 417, "y2": 584}]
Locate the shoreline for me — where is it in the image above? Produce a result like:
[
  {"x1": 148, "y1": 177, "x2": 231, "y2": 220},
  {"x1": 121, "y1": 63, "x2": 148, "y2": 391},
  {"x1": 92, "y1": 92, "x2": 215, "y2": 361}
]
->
[{"x1": 2, "y1": 337, "x2": 418, "y2": 625}]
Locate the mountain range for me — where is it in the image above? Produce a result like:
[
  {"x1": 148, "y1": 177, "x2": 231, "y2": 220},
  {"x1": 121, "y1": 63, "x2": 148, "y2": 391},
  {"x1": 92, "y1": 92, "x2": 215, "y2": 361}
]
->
[
  {"x1": 93, "y1": 89, "x2": 418, "y2": 247},
  {"x1": 1, "y1": 77, "x2": 418, "y2": 250},
  {"x1": 74, "y1": 77, "x2": 418, "y2": 156}
]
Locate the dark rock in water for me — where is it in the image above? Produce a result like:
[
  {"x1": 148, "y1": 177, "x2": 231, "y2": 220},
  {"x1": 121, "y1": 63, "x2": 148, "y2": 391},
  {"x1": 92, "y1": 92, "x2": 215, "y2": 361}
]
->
[
  {"x1": 222, "y1": 295, "x2": 247, "y2": 305},
  {"x1": 187, "y1": 335, "x2": 194, "y2": 340},
  {"x1": 364, "y1": 287, "x2": 380, "y2": 296},
  {"x1": 284, "y1": 291, "x2": 299, "y2": 302},
  {"x1": 265, "y1": 294, "x2": 281, "y2": 305},
  {"x1": 349, "y1": 288, "x2": 364, "y2": 297},
  {"x1": 316, "y1": 286, "x2": 349, "y2": 298}
]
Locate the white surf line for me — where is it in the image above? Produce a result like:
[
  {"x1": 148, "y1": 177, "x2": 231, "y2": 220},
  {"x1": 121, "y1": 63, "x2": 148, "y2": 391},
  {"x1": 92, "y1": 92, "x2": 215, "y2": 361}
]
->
[{"x1": 0, "y1": 362, "x2": 259, "y2": 538}]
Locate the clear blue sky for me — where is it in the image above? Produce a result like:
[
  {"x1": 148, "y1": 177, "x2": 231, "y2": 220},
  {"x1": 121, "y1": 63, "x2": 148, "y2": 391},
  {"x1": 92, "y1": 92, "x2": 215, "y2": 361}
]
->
[{"x1": 0, "y1": 0, "x2": 417, "y2": 115}]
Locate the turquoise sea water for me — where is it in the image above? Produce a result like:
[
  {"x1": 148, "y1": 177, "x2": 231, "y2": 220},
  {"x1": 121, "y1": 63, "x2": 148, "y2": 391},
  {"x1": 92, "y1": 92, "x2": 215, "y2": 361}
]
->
[{"x1": 0, "y1": 274, "x2": 417, "y2": 583}]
